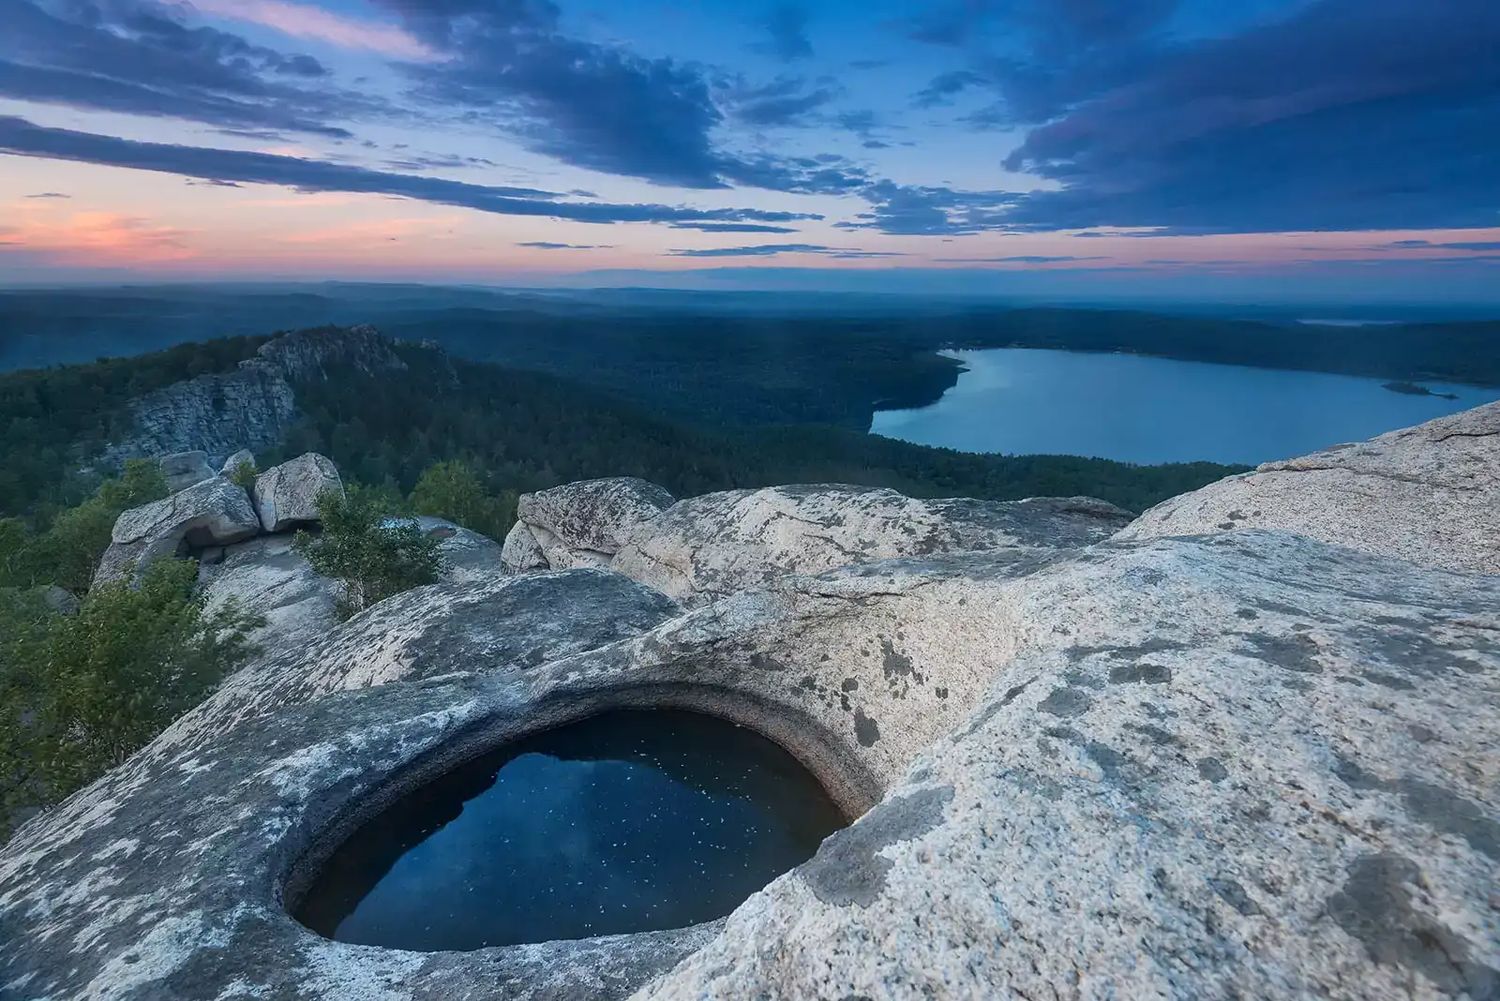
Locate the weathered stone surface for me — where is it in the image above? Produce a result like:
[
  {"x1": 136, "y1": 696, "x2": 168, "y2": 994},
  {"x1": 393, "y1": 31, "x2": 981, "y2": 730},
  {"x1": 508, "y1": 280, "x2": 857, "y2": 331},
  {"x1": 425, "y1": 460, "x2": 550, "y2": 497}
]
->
[
  {"x1": 1117, "y1": 399, "x2": 1500, "y2": 574},
  {"x1": 505, "y1": 477, "x2": 675, "y2": 571},
  {"x1": 98, "y1": 326, "x2": 410, "y2": 470},
  {"x1": 5, "y1": 530, "x2": 1497, "y2": 1001},
  {"x1": 196, "y1": 516, "x2": 506, "y2": 666},
  {"x1": 220, "y1": 448, "x2": 256, "y2": 476},
  {"x1": 252, "y1": 452, "x2": 342, "y2": 532},
  {"x1": 93, "y1": 476, "x2": 261, "y2": 586},
  {"x1": 611, "y1": 485, "x2": 1131, "y2": 604},
  {"x1": 158, "y1": 450, "x2": 216, "y2": 493},
  {"x1": 500, "y1": 519, "x2": 548, "y2": 573}
]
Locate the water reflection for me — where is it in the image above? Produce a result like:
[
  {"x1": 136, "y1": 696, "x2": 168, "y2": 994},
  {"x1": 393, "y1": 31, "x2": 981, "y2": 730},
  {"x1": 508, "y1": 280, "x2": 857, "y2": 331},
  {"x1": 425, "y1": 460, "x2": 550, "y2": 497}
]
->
[{"x1": 294, "y1": 710, "x2": 846, "y2": 951}]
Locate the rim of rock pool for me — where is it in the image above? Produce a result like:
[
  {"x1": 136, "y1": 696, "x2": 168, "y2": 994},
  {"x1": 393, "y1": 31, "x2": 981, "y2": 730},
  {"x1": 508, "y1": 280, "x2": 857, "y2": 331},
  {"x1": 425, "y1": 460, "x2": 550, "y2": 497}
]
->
[{"x1": 280, "y1": 684, "x2": 879, "y2": 953}]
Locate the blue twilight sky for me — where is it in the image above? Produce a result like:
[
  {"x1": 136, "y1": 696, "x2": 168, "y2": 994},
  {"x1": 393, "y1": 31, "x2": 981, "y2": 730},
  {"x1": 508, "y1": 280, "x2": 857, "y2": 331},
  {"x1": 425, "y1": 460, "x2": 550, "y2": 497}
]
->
[{"x1": 0, "y1": 0, "x2": 1498, "y2": 298}]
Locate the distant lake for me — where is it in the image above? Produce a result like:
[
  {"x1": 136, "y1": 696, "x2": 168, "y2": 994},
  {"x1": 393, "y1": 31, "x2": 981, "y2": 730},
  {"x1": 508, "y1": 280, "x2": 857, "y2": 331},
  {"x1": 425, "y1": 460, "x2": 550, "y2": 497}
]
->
[{"x1": 871, "y1": 349, "x2": 1500, "y2": 466}]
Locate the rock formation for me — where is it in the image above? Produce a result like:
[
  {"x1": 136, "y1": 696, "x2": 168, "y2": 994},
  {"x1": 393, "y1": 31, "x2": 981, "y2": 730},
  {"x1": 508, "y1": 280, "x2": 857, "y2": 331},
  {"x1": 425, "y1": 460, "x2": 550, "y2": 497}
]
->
[
  {"x1": 220, "y1": 449, "x2": 256, "y2": 476},
  {"x1": 157, "y1": 450, "x2": 216, "y2": 493},
  {"x1": 251, "y1": 452, "x2": 343, "y2": 532},
  {"x1": 1118, "y1": 399, "x2": 1500, "y2": 574},
  {"x1": 97, "y1": 325, "x2": 407, "y2": 470},
  {"x1": 3, "y1": 407, "x2": 1497, "y2": 1001},
  {"x1": 503, "y1": 476, "x2": 676, "y2": 571},
  {"x1": 92, "y1": 475, "x2": 262, "y2": 586}
]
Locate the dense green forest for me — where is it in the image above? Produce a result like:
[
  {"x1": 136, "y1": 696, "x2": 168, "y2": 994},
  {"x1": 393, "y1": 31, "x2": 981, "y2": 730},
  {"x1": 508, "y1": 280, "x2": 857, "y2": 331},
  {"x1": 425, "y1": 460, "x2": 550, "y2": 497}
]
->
[{"x1": 0, "y1": 334, "x2": 1237, "y2": 529}]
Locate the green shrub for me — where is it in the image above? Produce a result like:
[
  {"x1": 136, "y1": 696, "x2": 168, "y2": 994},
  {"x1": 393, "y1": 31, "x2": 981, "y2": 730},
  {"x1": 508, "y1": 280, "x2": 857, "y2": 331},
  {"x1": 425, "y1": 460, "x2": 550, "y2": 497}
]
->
[
  {"x1": 293, "y1": 487, "x2": 443, "y2": 620},
  {"x1": 409, "y1": 460, "x2": 517, "y2": 542},
  {"x1": 0, "y1": 560, "x2": 261, "y2": 834},
  {"x1": 228, "y1": 460, "x2": 258, "y2": 491}
]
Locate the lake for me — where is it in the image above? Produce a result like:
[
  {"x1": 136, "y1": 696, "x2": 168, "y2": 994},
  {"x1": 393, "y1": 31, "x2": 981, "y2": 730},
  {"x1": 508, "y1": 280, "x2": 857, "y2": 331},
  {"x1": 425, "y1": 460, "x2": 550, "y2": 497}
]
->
[{"x1": 870, "y1": 349, "x2": 1500, "y2": 466}]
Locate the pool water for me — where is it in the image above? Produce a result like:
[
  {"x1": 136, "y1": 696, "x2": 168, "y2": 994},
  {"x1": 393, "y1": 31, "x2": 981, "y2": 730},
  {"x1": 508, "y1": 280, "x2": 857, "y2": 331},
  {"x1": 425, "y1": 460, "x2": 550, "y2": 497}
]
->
[{"x1": 293, "y1": 709, "x2": 846, "y2": 951}]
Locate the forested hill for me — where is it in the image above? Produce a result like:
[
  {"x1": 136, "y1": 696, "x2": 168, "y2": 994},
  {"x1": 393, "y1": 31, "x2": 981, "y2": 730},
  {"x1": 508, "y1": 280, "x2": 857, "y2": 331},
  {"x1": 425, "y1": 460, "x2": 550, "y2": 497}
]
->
[
  {"x1": 3, "y1": 286, "x2": 1498, "y2": 432},
  {"x1": 0, "y1": 329, "x2": 1238, "y2": 521}
]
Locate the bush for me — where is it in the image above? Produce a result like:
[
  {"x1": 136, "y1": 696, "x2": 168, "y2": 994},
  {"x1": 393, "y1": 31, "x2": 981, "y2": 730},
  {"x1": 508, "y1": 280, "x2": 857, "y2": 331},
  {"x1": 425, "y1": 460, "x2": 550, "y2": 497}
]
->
[
  {"x1": 228, "y1": 459, "x2": 258, "y2": 491},
  {"x1": 0, "y1": 560, "x2": 262, "y2": 833},
  {"x1": 0, "y1": 459, "x2": 167, "y2": 593},
  {"x1": 293, "y1": 487, "x2": 444, "y2": 619},
  {"x1": 409, "y1": 460, "x2": 517, "y2": 542}
]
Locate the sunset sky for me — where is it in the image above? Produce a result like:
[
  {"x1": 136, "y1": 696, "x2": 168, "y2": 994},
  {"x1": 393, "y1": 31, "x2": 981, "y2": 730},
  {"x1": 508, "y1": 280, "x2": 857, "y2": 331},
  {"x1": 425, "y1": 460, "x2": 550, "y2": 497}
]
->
[{"x1": 2, "y1": 0, "x2": 1498, "y2": 296}]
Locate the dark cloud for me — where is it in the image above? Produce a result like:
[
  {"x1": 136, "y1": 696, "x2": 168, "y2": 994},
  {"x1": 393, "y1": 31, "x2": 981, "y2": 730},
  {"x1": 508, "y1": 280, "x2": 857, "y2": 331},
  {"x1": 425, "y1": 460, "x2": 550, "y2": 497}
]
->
[
  {"x1": 0, "y1": 0, "x2": 366, "y2": 137},
  {"x1": 756, "y1": 4, "x2": 813, "y2": 61},
  {"x1": 1377, "y1": 239, "x2": 1500, "y2": 252},
  {"x1": 913, "y1": 70, "x2": 984, "y2": 108},
  {"x1": 719, "y1": 153, "x2": 870, "y2": 195},
  {"x1": 669, "y1": 222, "x2": 800, "y2": 233},
  {"x1": 933, "y1": 254, "x2": 1108, "y2": 263},
  {"x1": 0, "y1": 116, "x2": 823, "y2": 227},
  {"x1": 941, "y1": 0, "x2": 1500, "y2": 233},
  {"x1": 668, "y1": 243, "x2": 903, "y2": 258},
  {"x1": 726, "y1": 77, "x2": 837, "y2": 126},
  {"x1": 24, "y1": 191, "x2": 69, "y2": 198},
  {"x1": 518, "y1": 241, "x2": 612, "y2": 249},
  {"x1": 838, "y1": 181, "x2": 1018, "y2": 235}
]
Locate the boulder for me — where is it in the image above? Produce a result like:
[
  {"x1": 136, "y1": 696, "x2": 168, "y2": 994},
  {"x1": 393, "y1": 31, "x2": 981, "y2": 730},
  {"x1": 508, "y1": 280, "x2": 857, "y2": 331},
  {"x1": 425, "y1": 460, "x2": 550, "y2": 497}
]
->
[
  {"x1": 1116, "y1": 399, "x2": 1500, "y2": 574},
  {"x1": 251, "y1": 452, "x2": 342, "y2": 532},
  {"x1": 92, "y1": 476, "x2": 261, "y2": 586},
  {"x1": 219, "y1": 448, "x2": 256, "y2": 476},
  {"x1": 503, "y1": 476, "x2": 675, "y2": 571},
  {"x1": 611, "y1": 485, "x2": 1132, "y2": 604},
  {"x1": 157, "y1": 450, "x2": 215, "y2": 493}
]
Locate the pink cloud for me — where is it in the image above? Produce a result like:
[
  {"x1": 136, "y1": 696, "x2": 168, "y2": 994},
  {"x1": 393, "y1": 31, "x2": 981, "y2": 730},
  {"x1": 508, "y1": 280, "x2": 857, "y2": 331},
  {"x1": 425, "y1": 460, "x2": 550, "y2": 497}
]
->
[{"x1": 187, "y1": 0, "x2": 440, "y2": 60}]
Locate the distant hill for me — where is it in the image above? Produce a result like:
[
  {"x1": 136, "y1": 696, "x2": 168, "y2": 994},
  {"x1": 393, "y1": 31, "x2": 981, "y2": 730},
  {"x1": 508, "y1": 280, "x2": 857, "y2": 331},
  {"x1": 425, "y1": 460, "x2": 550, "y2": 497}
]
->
[{"x1": 0, "y1": 327, "x2": 1238, "y2": 519}]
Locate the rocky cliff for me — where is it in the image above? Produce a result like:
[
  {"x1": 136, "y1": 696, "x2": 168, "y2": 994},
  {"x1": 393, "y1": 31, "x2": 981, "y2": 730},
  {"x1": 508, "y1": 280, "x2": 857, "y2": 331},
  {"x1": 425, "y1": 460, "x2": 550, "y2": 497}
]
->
[
  {"x1": 1, "y1": 404, "x2": 1497, "y2": 1001},
  {"x1": 96, "y1": 325, "x2": 407, "y2": 470}
]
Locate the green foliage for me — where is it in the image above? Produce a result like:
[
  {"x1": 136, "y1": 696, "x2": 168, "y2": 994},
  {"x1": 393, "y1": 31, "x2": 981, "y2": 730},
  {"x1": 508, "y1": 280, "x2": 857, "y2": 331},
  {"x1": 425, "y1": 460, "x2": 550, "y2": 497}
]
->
[
  {"x1": 410, "y1": 460, "x2": 517, "y2": 541},
  {"x1": 0, "y1": 335, "x2": 266, "y2": 517},
  {"x1": 0, "y1": 459, "x2": 167, "y2": 593},
  {"x1": 228, "y1": 460, "x2": 258, "y2": 490},
  {"x1": 293, "y1": 488, "x2": 444, "y2": 619},
  {"x1": 0, "y1": 560, "x2": 261, "y2": 832}
]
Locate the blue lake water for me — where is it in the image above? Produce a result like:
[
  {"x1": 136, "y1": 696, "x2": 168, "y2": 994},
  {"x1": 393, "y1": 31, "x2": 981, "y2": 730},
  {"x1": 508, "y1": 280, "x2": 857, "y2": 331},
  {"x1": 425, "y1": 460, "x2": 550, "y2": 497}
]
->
[
  {"x1": 870, "y1": 349, "x2": 1500, "y2": 466},
  {"x1": 294, "y1": 710, "x2": 845, "y2": 951}
]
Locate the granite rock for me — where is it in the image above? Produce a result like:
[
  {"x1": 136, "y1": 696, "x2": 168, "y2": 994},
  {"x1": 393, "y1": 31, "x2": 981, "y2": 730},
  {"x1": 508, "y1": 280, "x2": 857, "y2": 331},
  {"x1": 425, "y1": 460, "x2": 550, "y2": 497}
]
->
[
  {"x1": 92, "y1": 476, "x2": 261, "y2": 586},
  {"x1": 157, "y1": 451, "x2": 216, "y2": 493},
  {"x1": 1117, "y1": 399, "x2": 1500, "y2": 574},
  {"x1": 252, "y1": 453, "x2": 343, "y2": 532},
  {"x1": 220, "y1": 449, "x2": 257, "y2": 476},
  {"x1": 504, "y1": 477, "x2": 676, "y2": 572}
]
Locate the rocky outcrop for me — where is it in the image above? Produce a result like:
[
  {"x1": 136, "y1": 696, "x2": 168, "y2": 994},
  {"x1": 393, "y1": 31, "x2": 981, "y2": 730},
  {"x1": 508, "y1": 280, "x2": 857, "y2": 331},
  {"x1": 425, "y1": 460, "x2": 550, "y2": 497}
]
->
[
  {"x1": 503, "y1": 476, "x2": 675, "y2": 572},
  {"x1": 197, "y1": 515, "x2": 507, "y2": 665},
  {"x1": 93, "y1": 476, "x2": 261, "y2": 585},
  {"x1": 613, "y1": 485, "x2": 1131, "y2": 604},
  {"x1": 97, "y1": 325, "x2": 407, "y2": 470},
  {"x1": 1117, "y1": 399, "x2": 1500, "y2": 574},
  {"x1": 252, "y1": 453, "x2": 342, "y2": 532},
  {"x1": 6, "y1": 408, "x2": 1498, "y2": 1001},
  {"x1": 158, "y1": 450, "x2": 216, "y2": 493},
  {"x1": 220, "y1": 448, "x2": 256, "y2": 476}
]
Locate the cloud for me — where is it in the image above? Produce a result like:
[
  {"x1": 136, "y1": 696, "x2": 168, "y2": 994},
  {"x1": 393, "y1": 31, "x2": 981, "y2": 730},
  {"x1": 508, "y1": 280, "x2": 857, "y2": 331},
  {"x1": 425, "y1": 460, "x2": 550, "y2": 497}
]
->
[
  {"x1": 667, "y1": 243, "x2": 903, "y2": 258},
  {"x1": 1377, "y1": 239, "x2": 1500, "y2": 252},
  {"x1": 985, "y1": 0, "x2": 1500, "y2": 232},
  {"x1": 0, "y1": 0, "x2": 373, "y2": 137},
  {"x1": 933, "y1": 254, "x2": 1108, "y2": 263},
  {"x1": 724, "y1": 77, "x2": 837, "y2": 127},
  {"x1": 518, "y1": 241, "x2": 613, "y2": 250},
  {"x1": 913, "y1": 70, "x2": 983, "y2": 108},
  {"x1": 669, "y1": 222, "x2": 799, "y2": 233},
  {"x1": 0, "y1": 209, "x2": 191, "y2": 264},
  {"x1": 838, "y1": 181, "x2": 1019, "y2": 235},
  {"x1": 24, "y1": 191, "x2": 69, "y2": 198},
  {"x1": 0, "y1": 116, "x2": 823, "y2": 227},
  {"x1": 756, "y1": 4, "x2": 813, "y2": 61},
  {"x1": 187, "y1": 0, "x2": 439, "y2": 60}
]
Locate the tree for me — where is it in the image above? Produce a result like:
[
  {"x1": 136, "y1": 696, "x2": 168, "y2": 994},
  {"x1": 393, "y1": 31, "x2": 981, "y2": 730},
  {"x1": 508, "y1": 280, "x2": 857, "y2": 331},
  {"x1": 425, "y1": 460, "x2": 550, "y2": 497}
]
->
[
  {"x1": 293, "y1": 487, "x2": 444, "y2": 620},
  {"x1": 409, "y1": 459, "x2": 517, "y2": 542},
  {"x1": 0, "y1": 560, "x2": 262, "y2": 833}
]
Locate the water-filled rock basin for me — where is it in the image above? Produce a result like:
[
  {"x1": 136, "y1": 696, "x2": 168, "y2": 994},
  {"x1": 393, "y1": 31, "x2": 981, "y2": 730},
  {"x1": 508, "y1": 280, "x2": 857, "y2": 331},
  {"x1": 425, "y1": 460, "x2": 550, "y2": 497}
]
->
[{"x1": 293, "y1": 709, "x2": 847, "y2": 951}]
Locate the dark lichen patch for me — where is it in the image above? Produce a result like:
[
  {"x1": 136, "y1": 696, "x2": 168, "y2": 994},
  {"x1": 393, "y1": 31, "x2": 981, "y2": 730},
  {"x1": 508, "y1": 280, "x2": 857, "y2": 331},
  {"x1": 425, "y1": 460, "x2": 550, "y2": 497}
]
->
[
  {"x1": 1235, "y1": 608, "x2": 1259, "y2": 620},
  {"x1": 1039, "y1": 687, "x2": 1092, "y2": 718},
  {"x1": 957, "y1": 677, "x2": 1035, "y2": 738},
  {"x1": 1241, "y1": 632, "x2": 1324, "y2": 675},
  {"x1": 1125, "y1": 722, "x2": 1182, "y2": 748},
  {"x1": 841, "y1": 678, "x2": 859, "y2": 692},
  {"x1": 1328, "y1": 853, "x2": 1498, "y2": 996},
  {"x1": 1360, "y1": 669, "x2": 1418, "y2": 690},
  {"x1": 1208, "y1": 877, "x2": 1262, "y2": 916},
  {"x1": 853, "y1": 710, "x2": 881, "y2": 747},
  {"x1": 880, "y1": 639, "x2": 916, "y2": 683},
  {"x1": 800, "y1": 786, "x2": 955, "y2": 907},
  {"x1": 1396, "y1": 779, "x2": 1500, "y2": 861},
  {"x1": 1407, "y1": 723, "x2": 1436, "y2": 743},
  {"x1": 1197, "y1": 757, "x2": 1229, "y2": 782},
  {"x1": 1109, "y1": 662, "x2": 1172, "y2": 685},
  {"x1": 1354, "y1": 628, "x2": 1485, "y2": 680},
  {"x1": 1067, "y1": 639, "x2": 1187, "y2": 663},
  {"x1": 1063, "y1": 670, "x2": 1105, "y2": 690},
  {"x1": 749, "y1": 653, "x2": 790, "y2": 673}
]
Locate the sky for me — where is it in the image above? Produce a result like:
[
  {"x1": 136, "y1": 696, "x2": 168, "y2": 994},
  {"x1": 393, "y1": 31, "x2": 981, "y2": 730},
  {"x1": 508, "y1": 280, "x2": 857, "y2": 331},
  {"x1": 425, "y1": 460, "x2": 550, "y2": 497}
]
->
[{"x1": 1, "y1": 0, "x2": 1498, "y2": 299}]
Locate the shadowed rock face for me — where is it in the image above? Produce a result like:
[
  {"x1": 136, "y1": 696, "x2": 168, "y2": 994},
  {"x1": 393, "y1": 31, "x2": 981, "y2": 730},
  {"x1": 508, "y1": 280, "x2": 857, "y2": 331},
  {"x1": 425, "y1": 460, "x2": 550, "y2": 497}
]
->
[
  {"x1": 3, "y1": 407, "x2": 1498, "y2": 1001},
  {"x1": 1117, "y1": 399, "x2": 1500, "y2": 574},
  {"x1": 252, "y1": 453, "x2": 343, "y2": 533}
]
